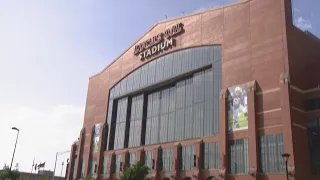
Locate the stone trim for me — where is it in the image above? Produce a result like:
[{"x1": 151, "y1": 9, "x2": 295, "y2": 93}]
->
[
  {"x1": 256, "y1": 108, "x2": 282, "y2": 115},
  {"x1": 280, "y1": 72, "x2": 290, "y2": 84},
  {"x1": 292, "y1": 123, "x2": 307, "y2": 130},
  {"x1": 256, "y1": 87, "x2": 280, "y2": 96},
  {"x1": 291, "y1": 85, "x2": 320, "y2": 94}
]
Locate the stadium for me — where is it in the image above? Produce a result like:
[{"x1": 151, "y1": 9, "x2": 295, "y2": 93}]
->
[{"x1": 66, "y1": 0, "x2": 320, "y2": 179}]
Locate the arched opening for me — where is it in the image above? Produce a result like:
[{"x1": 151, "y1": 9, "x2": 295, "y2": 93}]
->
[
  {"x1": 105, "y1": 45, "x2": 222, "y2": 151},
  {"x1": 182, "y1": 177, "x2": 192, "y2": 180},
  {"x1": 162, "y1": 178, "x2": 170, "y2": 180}
]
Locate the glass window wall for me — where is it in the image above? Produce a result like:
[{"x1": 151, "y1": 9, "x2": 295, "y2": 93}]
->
[
  {"x1": 228, "y1": 139, "x2": 249, "y2": 174},
  {"x1": 203, "y1": 142, "x2": 220, "y2": 170}
]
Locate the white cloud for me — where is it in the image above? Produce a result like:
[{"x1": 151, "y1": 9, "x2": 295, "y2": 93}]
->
[
  {"x1": 0, "y1": 105, "x2": 84, "y2": 176},
  {"x1": 295, "y1": 16, "x2": 313, "y2": 31}
]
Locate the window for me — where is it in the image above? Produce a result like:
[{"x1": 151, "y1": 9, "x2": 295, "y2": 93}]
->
[
  {"x1": 144, "y1": 151, "x2": 154, "y2": 170},
  {"x1": 180, "y1": 145, "x2": 195, "y2": 171},
  {"x1": 145, "y1": 91, "x2": 161, "y2": 145},
  {"x1": 228, "y1": 139, "x2": 249, "y2": 174},
  {"x1": 102, "y1": 156, "x2": 109, "y2": 175},
  {"x1": 203, "y1": 142, "x2": 220, "y2": 170},
  {"x1": 129, "y1": 152, "x2": 137, "y2": 167},
  {"x1": 128, "y1": 95, "x2": 144, "y2": 148},
  {"x1": 106, "y1": 46, "x2": 222, "y2": 149},
  {"x1": 145, "y1": 69, "x2": 215, "y2": 145},
  {"x1": 91, "y1": 158, "x2": 97, "y2": 174},
  {"x1": 160, "y1": 149, "x2": 172, "y2": 172},
  {"x1": 259, "y1": 134, "x2": 284, "y2": 173},
  {"x1": 71, "y1": 157, "x2": 76, "y2": 179},
  {"x1": 80, "y1": 159, "x2": 85, "y2": 178},
  {"x1": 306, "y1": 98, "x2": 320, "y2": 111},
  {"x1": 115, "y1": 155, "x2": 122, "y2": 173},
  {"x1": 109, "y1": 46, "x2": 220, "y2": 100},
  {"x1": 307, "y1": 119, "x2": 320, "y2": 174},
  {"x1": 113, "y1": 98, "x2": 128, "y2": 150}
]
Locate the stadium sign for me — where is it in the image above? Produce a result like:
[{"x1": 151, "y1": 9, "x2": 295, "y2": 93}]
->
[{"x1": 134, "y1": 23, "x2": 184, "y2": 61}]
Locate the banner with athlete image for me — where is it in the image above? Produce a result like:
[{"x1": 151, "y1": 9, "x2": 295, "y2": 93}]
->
[
  {"x1": 93, "y1": 124, "x2": 101, "y2": 153},
  {"x1": 228, "y1": 83, "x2": 248, "y2": 132}
]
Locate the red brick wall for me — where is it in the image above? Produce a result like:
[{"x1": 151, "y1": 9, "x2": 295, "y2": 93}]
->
[
  {"x1": 73, "y1": 0, "x2": 307, "y2": 179},
  {"x1": 287, "y1": 26, "x2": 320, "y2": 90},
  {"x1": 83, "y1": 0, "x2": 290, "y2": 134}
]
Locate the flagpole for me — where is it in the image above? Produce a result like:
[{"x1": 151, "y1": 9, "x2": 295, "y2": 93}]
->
[
  {"x1": 53, "y1": 152, "x2": 58, "y2": 180},
  {"x1": 30, "y1": 157, "x2": 35, "y2": 180}
]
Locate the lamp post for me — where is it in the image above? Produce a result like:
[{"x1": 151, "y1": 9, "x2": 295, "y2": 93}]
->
[
  {"x1": 53, "y1": 150, "x2": 70, "y2": 180},
  {"x1": 282, "y1": 153, "x2": 290, "y2": 180},
  {"x1": 10, "y1": 127, "x2": 19, "y2": 171},
  {"x1": 61, "y1": 162, "x2": 64, "y2": 177}
]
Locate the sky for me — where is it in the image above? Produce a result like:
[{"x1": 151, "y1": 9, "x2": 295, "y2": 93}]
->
[{"x1": 0, "y1": 0, "x2": 319, "y2": 177}]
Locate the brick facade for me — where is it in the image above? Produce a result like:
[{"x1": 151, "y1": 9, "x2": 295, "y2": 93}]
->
[{"x1": 67, "y1": 0, "x2": 320, "y2": 179}]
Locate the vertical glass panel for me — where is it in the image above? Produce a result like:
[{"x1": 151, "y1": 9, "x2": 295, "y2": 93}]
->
[
  {"x1": 102, "y1": 156, "x2": 109, "y2": 175},
  {"x1": 193, "y1": 71, "x2": 205, "y2": 103},
  {"x1": 91, "y1": 158, "x2": 97, "y2": 174},
  {"x1": 119, "y1": 77, "x2": 127, "y2": 95},
  {"x1": 128, "y1": 95, "x2": 144, "y2": 148},
  {"x1": 161, "y1": 89, "x2": 170, "y2": 114},
  {"x1": 159, "y1": 114, "x2": 168, "y2": 143},
  {"x1": 203, "y1": 100, "x2": 213, "y2": 136},
  {"x1": 80, "y1": 159, "x2": 85, "y2": 178},
  {"x1": 114, "y1": 83, "x2": 121, "y2": 98},
  {"x1": 129, "y1": 153, "x2": 137, "y2": 167},
  {"x1": 169, "y1": 87, "x2": 176, "y2": 112},
  {"x1": 126, "y1": 73, "x2": 134, "y2": 92},
  {"x1": 184, "y1": 106, "x2": 193, "y2": 139},
  {"x1": 181, "y1": 145, "x2": 194, "y2": 171},
  {"x1": 155, "y1": 57, "x2": 164, "y2": 83},
  {"x1": 152, "y1": 92, "x2": 160, "y2": 117},
  {"x1": 228, "y1": 139, "x2": 249, "y2": 174},
  {"x1": 172, "y1": 51, "x2": 182, "y2": 76},
  {"x1": 113, "y1": 97, "x2": 128, "y2": 150},
  {"x1": 167, "y1": 112, "x2": 175, "y2": 142},
  {"x1": 259, "y1": 134, "x2": 284, "y2": 173},
  {"x1": 145, "y1": 117, "x2": 152, "y2": 145},
  {"x1": 161, "y1": 149, "x2": 172, "y2": 172},
  {"x1": 175, "y1": 108, "x2": 185, "y2": 141},
  {"x1": 185, "y1": 78, "x2": 193, "y2": 107},
  {"x1": 193, "y1": 102, "x2": 204, "y2": 138},
  {"x1": 107, "y1": 100, "x2": 113, "y2": 125},
  {"x1": 176, "y1": 80, "x2": 186, "y2": 109},
  {"x1": 148, "y1": 61, "x2": 156, "y2": 85},
  {"x1": 115, "y1": 155, "x2": 122, "y2": 173},
  {"x1": 145, "y1": 151, "x2": 153, "y2": 170},
  {"x1": 204, "y1": 69, "x2": 214, "y2": 100},
  {"x1": 140, "y1": 64, "x2": 148, "y2": 88},
  {"x1": 150, "y1": 117, "x2": 159, "y2": 144}
]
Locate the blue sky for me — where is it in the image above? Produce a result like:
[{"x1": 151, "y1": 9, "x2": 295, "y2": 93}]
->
[{"x1": 0, "y1": 0, "x2": 318, "y2": 176}]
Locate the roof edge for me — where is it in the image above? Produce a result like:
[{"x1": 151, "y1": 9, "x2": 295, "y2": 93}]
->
[{"x1": 90, "y1": 0, "x2": 249, "y2": 79}]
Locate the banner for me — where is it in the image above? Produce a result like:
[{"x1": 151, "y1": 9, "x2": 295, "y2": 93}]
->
[
  {"x1": 93, "y1": 124, "x2": 101, "y2": 153},
  {"x1": 228, "y1": 83, "x2": 248, "y2": 132}
]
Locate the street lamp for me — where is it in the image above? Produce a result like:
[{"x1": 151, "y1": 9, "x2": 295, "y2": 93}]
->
[
  {"x1": 53, "y1": 150, "x2": 70, "y2": 180},
  {"x1": 282, "y1": 153, "x2": 290, "y2": 180},
  {"x1": 10, "y1": 127, "x2": 19, "y2": 171}
]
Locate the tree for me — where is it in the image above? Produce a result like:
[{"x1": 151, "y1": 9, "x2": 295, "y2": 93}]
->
[
  {"x1": 120, "y1": 162, "x2": 149, "y2": 180},
  {"x1": 0, "y1": 164, "x2": 21, "y2": 180},
  {"x1": 82, "y1": 174, "x2": 93, "y2": 180}
]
